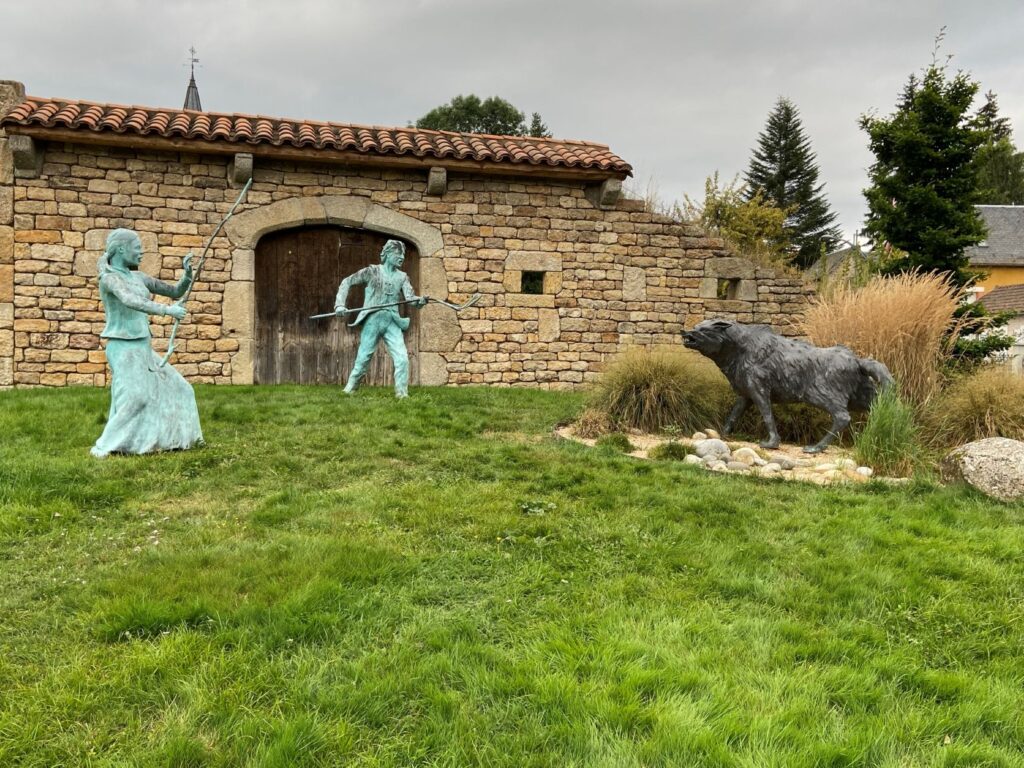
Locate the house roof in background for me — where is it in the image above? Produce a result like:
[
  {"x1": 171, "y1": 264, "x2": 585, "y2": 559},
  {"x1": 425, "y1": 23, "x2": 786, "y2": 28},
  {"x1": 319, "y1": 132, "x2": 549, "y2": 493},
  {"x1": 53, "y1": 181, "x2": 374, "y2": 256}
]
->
[
  {"x1": 980, "y1": 283, "x2": 1024, "y2": 315},
  {"x1": 966, "y1": 206, "x2": 1024, "y2": 267},
  {"x1": 1, "y1": 95, "x2": 632, "y2": 178}
]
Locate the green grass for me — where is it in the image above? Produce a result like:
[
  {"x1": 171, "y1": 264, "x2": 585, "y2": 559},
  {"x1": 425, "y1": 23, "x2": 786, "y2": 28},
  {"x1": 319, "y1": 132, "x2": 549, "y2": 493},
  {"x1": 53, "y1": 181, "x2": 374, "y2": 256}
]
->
[{"x1": 1, "y1": 385, "x2": 1022, "y2": 766}]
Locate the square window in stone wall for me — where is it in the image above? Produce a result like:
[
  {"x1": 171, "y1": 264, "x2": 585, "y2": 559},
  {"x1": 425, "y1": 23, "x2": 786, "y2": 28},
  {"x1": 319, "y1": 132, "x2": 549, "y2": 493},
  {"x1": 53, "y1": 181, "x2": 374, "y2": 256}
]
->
[
  {"x1": 521, "y1": 271, "x2": 545, "y2": 295},
  {"x1": 717, "y1": 278, "x2": 739, "y2": 300}
]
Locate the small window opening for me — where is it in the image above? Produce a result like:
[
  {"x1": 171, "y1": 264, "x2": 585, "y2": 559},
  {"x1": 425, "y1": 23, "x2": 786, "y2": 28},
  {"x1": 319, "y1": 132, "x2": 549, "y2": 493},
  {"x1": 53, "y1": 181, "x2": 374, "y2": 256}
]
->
[
  {"x1": 716, "y1": 278, "x2": 739, "y2": 300},
  {"x1": 522, "y1": 271, "x2": 545, "y2": 295}
]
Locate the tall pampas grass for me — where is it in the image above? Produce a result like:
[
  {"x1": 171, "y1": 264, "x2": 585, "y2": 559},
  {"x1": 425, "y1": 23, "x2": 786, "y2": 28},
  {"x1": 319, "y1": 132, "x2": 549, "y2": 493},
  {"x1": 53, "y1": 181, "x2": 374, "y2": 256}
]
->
[{"x1": 802, "y1": 272, "x2": 964, "y2": 406}]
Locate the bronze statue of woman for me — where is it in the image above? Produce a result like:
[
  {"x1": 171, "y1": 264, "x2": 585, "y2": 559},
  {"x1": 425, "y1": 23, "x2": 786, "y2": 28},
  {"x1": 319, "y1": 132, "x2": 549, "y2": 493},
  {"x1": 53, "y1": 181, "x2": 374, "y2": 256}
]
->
[{"x1": 90, "y1": 229, "x2": 203, "y2": 457}]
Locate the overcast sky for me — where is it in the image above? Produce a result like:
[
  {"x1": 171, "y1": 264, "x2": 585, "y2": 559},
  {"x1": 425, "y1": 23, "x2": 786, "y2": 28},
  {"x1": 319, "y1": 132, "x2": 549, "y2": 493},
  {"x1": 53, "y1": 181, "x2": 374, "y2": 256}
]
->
[{"x1": 2, "y1": 0, "x2": 1021, "y2": 241}]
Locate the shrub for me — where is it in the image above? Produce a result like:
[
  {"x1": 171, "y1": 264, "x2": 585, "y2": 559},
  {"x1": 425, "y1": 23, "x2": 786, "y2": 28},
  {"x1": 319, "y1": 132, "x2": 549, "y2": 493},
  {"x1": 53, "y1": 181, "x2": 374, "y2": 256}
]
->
[
  {"x1": 920, "y1": 366, "x2": 1024, "y2": 447},
  {"x1": 595, "y1": 433, "x2": 635, "y2": 453},
  {"x1": 853, "y1": 386, "x2": 923, "y2": 477},
  {"x1": 574, "y1": 408, "x2": 613, "y2": 439},
  {"x1": 802, "y1": 272, "x2": 963, "y2": 406},
  {"x1": 648, "y1": 442, "x2": 693, "y2": 461},
  {"x1": 589, "y1": 346, "x2": 733, "y2": 434}
]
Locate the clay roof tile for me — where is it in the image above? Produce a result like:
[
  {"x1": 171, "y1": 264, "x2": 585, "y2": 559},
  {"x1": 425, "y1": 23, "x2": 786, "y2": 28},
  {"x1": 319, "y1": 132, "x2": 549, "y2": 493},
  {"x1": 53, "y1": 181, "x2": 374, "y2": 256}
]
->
[{"x1": 1, "y1": 95, "x2": 632, "y2": 176}]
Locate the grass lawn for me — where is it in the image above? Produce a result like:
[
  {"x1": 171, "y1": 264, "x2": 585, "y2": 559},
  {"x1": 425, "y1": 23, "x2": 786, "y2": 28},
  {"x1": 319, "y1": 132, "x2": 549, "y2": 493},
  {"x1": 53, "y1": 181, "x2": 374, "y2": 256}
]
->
[{"x1": 1, "y1": 385, "x2": 1022, "y2": 767}]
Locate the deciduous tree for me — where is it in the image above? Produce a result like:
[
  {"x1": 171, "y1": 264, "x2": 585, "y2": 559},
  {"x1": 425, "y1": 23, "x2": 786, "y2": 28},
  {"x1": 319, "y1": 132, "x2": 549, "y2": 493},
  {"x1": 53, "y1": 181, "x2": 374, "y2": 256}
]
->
[{"x1": 415, "y1": 95, "x2": 550, "y2": 137}]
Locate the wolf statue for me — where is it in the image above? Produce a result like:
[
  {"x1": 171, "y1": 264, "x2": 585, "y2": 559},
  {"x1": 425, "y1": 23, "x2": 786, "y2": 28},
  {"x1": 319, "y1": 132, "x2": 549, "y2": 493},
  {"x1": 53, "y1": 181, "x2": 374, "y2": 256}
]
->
[{"x1": 682, "y1": 319, "x2": 893, "y2": 453}]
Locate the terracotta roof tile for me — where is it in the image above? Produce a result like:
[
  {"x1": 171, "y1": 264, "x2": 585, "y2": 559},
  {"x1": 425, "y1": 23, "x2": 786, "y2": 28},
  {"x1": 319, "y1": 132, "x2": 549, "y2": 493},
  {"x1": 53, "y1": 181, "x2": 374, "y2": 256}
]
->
[
  {"x1": 1, "y1": 95, "x2": 631, "y2": 176},
  {"x1": 980, "y1": 283, "x2": 1024, "y2": 315}
]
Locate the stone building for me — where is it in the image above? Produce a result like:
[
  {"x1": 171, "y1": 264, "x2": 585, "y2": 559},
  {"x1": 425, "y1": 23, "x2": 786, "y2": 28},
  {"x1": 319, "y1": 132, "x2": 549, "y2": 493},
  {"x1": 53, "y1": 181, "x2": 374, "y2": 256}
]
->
[{"x1": 0, "y1": 79, "x2": 811, "y2": 390}]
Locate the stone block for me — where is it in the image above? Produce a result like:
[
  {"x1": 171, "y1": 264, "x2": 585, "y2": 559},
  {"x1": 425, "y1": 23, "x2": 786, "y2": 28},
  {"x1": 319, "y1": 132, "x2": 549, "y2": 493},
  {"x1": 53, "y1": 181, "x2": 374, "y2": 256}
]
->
[
  {"x1": 505, "y1": 251, "x2": 562, "y2": 273},
  {"x1": 419, "y1": 257, "x2": 448, "y2": 298},
  {"x1": 230, "y1": 339, "x2": 253, "y2": 384},
  {"x1": 0, "y1": 265, "x2": 12, "y2": 302},
  {"x1": 737, "y1": 279, "x2": 758, "y2": 302},
  {"x1": 0, "y1": 185, "x2": 12, "y2": 225},
  {"x1": 538, "y1": 309, "x2": 560, "y2": 342},
  {"x1": 0, "y1": 139, "x2": 12, "y2": 185},
  {"x1": 623, "y1": 265, "x2": 646, "y2": 301},
  {"x1": 229, "y1": 152, "x2": 253, "y2": 186},
  {"x1": 426, "y1": 166, "x2": 447, "y2": 196},
  {"x1": 503, "y1": 270, "x2": 521, "y2": 293},
  {"x1": 706, "y1": 256, "x2": 756, "y2": 280},
  {"x1": 363, "y1": 203, "x2": 444, "y2": 258},
  {"x1": 418, "y1": 351, "x2": 449, "y2": 385},
  {"x1": 507, "y1": 293, "x2": 555, "y2": 308},
  {"x1": 84, "y1": 228, "x2": 159, "y2": 254},
  {"x1": 0, "y1": 225, "x2": 12, "y2": 263},
  {"x1": 321, "y1": 195, "x2": 371, "y2": 229},
  {"x1": 9, "y1": 135, "x2": 42, "y2": 178},
  {"x1": 231, "y1": 248, "x2": 255, "y2": 281},
  {"x1": 543, "y1": 271, "x2": 562, "y2": 294},
  {"x1": 223, "y1": 280, "x2": 254, "y2": 337},
  {"x1": 419, "y1": 303, "x2": 462, "y2": 352},
  {"x1": 0, "y1": 356, "x2": 12, "y2": 387}
]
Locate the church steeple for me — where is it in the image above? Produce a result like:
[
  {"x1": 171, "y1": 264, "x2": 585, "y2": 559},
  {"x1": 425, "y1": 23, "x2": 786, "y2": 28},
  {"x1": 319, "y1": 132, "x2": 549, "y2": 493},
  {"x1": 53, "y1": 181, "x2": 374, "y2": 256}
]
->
[{"x1": 183, "y1": 45, "x2": 202, "y2": 111}]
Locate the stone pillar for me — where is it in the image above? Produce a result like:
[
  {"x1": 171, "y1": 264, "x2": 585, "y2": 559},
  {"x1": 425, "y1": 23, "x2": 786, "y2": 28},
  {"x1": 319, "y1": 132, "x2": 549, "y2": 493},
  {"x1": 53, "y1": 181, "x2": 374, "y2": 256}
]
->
[{"x1": 0, "y1": 81, "x2": 25, "y2": 389}]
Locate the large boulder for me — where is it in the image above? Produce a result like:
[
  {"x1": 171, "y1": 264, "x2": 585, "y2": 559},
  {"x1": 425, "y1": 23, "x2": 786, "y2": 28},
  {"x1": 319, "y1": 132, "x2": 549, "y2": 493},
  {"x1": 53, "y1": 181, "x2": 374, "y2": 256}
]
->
[{"x1": 941, "y1": 437, "x2": 1024, "y2": 503}]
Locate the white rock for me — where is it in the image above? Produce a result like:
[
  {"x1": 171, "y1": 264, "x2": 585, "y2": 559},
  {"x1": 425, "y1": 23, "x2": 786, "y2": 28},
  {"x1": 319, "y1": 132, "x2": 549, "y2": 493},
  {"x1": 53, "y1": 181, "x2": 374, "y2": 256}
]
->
[
  {"x1": 941, "y1": 437, "x2": 1024, "y2": 503},
  {"x1": 762, "y1": 462, "x2": 782, "y2": 473},
  {"x1": 732, "y1": 447, "x2": 760, "y2": 466},
  {"x1": 705, "y1": 429, "x2": 721, "y2": 439},
  {"x1": 838, "y1": 458, "x2": 858, "y2": 470},
  {"x1": 694, "y1": 438, "x2": 731, "y2": 459},
  {"x1": 814, "y1": 463, "x2": 838, "y2": 472},
  {"x1": 710, "y1": 461, "x2": 728, "y2": 472},
  {"x1": 856, "y1": 466, "x2": 874, "y2": 477},
  {"x1": 692, "y1": 431, "x2": 708, "y2": 441},
  {"x1": 684, "y1": 454, "x2": 703, "y2": 466},
  {"x1": 726, "y1": 461, "x2": 751, "y2": 472}
]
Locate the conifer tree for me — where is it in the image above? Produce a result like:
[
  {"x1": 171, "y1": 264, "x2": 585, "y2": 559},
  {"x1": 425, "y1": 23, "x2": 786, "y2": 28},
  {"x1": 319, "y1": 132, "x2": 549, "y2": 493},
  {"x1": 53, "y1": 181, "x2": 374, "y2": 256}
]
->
[
  {"x1": 860, "y1": 53, "x2": 988, "y2": 286},
  {"x1": 972, "y1": 91, "x2": 1024, "y2": 204},
  {"x1": 744, "y1": 97, "x2": 841, "y2": 268}
]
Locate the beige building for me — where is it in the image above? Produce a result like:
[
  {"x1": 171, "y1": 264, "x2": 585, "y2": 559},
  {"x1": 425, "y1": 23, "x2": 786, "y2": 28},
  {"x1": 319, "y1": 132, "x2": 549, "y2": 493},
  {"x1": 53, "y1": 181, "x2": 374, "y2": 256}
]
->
[{"x1": 0, "y1": 79, "x2": 811, "y2": 390}]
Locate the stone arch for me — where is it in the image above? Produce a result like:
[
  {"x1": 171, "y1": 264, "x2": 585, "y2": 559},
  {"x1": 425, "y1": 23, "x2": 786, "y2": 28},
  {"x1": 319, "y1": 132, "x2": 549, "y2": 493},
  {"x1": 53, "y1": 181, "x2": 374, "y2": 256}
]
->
[{"x1": 221, "y1": 196, "x2": 455, "y2": 386}]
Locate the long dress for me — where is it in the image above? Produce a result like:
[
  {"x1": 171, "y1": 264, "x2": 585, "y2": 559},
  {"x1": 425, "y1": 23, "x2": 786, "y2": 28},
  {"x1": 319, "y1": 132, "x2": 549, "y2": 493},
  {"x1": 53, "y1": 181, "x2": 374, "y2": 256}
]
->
[{"x1": 90, "y1": 265, "x2": 203, "y2": 458}]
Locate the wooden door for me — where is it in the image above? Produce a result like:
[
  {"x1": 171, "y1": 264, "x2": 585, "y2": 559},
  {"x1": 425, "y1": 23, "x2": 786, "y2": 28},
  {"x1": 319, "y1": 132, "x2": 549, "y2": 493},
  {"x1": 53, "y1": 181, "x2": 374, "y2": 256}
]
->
[{"x1": 254, "y1": 225, "x2": 419, "y2": 385}]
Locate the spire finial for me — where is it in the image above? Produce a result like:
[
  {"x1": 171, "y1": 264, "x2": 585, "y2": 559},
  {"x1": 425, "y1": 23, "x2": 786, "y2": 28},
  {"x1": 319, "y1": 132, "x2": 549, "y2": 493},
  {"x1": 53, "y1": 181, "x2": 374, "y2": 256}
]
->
[{"x1": 183, "y1": 45, "x2": 203, "y2": 111}]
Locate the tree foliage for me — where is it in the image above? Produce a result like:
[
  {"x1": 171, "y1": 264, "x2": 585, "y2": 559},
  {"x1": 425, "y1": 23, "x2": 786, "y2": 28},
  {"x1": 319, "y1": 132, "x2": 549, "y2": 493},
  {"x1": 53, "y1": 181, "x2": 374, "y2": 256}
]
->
[
  {"x1": 415, "y1": 95, "x2": 550, "y2": 137},
  {"x1": 972, "y1": 91, "x2": 1024, "y2": 204},
  {"x1": 683, "y1": 172, "x2": 792, "y2": 269},
  {"x1": 859, "y1": 50, "x2": 988, "y2": 286},
  {"x1": 744, "y1": 97, "x2": 841, "y2": 268}
]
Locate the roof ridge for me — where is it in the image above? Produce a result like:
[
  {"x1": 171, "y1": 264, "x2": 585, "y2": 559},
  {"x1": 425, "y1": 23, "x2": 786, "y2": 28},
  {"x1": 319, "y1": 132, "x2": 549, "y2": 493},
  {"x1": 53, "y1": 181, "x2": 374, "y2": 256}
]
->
[{"x1": 15, "y1": 94, "x2": 611, "y2": 149}]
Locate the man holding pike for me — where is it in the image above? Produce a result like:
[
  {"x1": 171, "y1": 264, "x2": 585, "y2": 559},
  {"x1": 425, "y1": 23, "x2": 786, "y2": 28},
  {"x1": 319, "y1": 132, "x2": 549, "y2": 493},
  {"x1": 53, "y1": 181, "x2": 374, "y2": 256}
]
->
[{"x1": 334, "y1": 239, "x2": 427, "y2": 398}]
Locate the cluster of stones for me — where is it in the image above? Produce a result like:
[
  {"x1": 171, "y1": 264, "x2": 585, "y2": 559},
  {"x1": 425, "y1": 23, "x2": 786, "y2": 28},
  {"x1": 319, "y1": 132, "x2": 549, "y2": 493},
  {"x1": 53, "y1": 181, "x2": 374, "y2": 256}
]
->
[
  {"x1": 0, "y1": 81, "x2": 813, "y2": 389},
  {"x1": 683, "y1": 430, "x2": 875, "y2": 485}
]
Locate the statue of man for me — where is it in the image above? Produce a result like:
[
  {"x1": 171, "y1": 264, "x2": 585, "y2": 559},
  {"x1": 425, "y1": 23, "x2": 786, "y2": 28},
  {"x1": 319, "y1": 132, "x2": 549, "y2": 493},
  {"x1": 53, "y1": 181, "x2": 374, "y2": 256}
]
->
[
  {"x1": 91, "y1": 229, "x2": 203, "y2": 457},
  {"x1": 335, "y1": 239, "x2": 427, "y2": 398}
]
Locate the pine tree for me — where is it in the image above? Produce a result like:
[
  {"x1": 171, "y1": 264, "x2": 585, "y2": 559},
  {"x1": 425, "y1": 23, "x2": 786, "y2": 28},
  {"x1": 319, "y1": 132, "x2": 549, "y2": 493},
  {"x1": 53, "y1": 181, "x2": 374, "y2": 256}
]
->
[
  {"x1": 744, "y1": 97, "x2": 841, "y2": 268},
  {"x1": 528, "y1": 112, "x2": 551, "y2": 138},
  {"x1": 972, "y1": 91, "x2": 1024, "y2": 204},
  {"x1": 860, "y1": 56, "x2": 988, "y2": 286}
]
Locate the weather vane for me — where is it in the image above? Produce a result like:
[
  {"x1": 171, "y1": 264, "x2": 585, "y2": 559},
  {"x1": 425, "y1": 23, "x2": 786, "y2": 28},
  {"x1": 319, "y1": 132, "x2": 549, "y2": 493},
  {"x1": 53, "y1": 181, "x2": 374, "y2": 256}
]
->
[{"x1": 187, "y1": 45, "x2": 200, "y2": 76}]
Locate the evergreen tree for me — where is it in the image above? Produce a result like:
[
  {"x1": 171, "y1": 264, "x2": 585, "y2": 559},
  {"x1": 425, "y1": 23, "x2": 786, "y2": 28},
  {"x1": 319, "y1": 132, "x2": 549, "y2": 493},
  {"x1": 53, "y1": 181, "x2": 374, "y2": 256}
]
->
[
  {"x1": 972, "y1": 91, "x2": 1024, "y2": 204},
  {"x1": 860, "y1": 55, "x2": 988, "y2": 286},
  {"x1": 528, "y1": 112, "x2": 551, "y2": 138},
  {"x1": 744, "y1": 97, "x2": 841, "y2": 268},
  {"x1": 415, "y1": 95, "x2": 548, "y2": 137}
]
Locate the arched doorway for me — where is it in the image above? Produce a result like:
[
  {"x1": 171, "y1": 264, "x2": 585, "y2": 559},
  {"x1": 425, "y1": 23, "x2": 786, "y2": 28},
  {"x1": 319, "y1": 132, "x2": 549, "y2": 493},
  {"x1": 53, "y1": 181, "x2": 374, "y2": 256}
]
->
[{"x1": 254, "y1": 225, "x2": 420, "y2": 385}]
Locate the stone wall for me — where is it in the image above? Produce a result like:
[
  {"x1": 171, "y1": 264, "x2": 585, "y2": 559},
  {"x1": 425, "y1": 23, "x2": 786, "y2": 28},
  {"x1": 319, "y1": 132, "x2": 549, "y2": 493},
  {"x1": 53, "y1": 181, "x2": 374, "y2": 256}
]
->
[{"x1": 1, "y1": 135, "x2": 812, "y2": 389}]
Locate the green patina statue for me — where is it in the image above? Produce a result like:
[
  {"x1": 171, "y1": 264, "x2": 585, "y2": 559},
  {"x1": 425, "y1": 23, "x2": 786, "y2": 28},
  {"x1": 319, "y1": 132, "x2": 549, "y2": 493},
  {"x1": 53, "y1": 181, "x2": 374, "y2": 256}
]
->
[
  {"x1": 335, "y1": 239, "x2": 427, "y2": 398},
  {"x1": 90, "y1": 229, "x2": 203, "y2": 458}
]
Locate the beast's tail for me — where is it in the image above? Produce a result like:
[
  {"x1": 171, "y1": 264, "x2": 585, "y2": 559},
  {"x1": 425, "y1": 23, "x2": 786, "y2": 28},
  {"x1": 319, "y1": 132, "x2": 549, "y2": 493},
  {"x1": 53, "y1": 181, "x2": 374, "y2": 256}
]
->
[
  {"x1": 851, "y1": 357, "x2": 895, "y2": 411},
  {"x1": 858, "y1": 357, "x2": 894, "y2": 390}
]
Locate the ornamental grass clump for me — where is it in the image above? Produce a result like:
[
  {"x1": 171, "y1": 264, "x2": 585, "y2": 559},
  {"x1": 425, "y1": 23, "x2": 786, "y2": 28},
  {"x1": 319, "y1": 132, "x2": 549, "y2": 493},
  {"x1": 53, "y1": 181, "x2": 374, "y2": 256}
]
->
[
  {"x1": 589, "y1": 346, "x2": 732, "y2": 434},
  {"x1": 921, "y1": 366, "x2": 1024, "y2": 447},
  {"x1": 802, "y1": 272, "x2": 962, "y2": 407},
  {"x1": 853, "y1": 386, "x2": 924, "y2": 477}
]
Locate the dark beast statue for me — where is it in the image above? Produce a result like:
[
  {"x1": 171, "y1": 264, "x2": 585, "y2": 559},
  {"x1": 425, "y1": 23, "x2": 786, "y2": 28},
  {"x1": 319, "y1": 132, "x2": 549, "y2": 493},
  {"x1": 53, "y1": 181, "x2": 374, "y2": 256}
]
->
[{"x1": 682, "y1": 319, "x2": 893, "y2": 453}]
